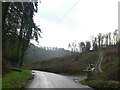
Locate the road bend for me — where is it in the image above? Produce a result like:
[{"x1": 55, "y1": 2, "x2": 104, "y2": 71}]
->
[{"x1": 25, "y1": 70, "x2": 93, "y2": 89}]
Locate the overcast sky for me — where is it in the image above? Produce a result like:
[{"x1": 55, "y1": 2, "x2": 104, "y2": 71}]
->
[{"x1": 32, "y1": 0, "x2": 119, "y2": 49}]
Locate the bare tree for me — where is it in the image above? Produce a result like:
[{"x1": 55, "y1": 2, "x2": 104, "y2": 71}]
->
[
  {"x1": 78, "y1": 42, "x2": 81, "y2": 52},
  {"x1": 101, "y1": 34, "x2": 105, "y2": 48},
  {"x1": 98, "y1": 33, "x2": 102, "y2": 48},
  {"x1": 68, "y1": 43, "x2": 72, "y2": 51},
  {"x1": 80, "y1": 42, "x2": 85, "y2": 52},
  {"x1": 115, "y1": 29, "x2": 119, "y2": 44},
  {"x1": 92, "y1": 37, "x2": 98, "y2": 50},
  {"x1": 108, "y1": 32, "x2": 112, "y2": 45},
  {"x1": 85, "y1": 41, "x2": 91, "y2": 51},
  {"x1": 113, "y1": 29, "x2": 118, "y2": 45},
  {"x1": 105, "y1": 34, "x2": 109, "y2": 47}
]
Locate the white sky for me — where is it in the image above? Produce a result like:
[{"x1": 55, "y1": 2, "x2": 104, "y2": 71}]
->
[{"x1": 31, "y1": 0, "x2": 119, "y2": 50}]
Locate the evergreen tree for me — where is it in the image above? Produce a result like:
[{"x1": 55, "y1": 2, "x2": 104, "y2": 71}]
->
[{"x1": 2, "y1": 2, "x2": 41, "y2": 66}]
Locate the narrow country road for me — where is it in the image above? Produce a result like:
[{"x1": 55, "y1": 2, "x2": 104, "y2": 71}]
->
[{"x1": 25, "y1": 70, "x2": 93, "y2": 89}]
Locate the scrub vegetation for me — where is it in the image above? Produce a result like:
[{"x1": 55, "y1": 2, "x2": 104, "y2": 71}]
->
[
  {"x1": 2, "y1": 69, "x2": 33, "y2": 89},
  {"x1": 31, "y1": 44, "x2": 119, "y2": 89}
]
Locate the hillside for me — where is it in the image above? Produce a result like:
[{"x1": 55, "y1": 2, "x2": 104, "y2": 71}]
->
[
  {"x1": 28, "y1": 44, "x2": 119, "y2": 89},
  {"x1": 30, "y1": 51, "x2": 97, "y2": 75},
  {"x1": 30, "y1": 45, "x2": 118, "y2": 80},
  {"x1": 23, "y1": 44, "x2": 76, "y2": 65}
]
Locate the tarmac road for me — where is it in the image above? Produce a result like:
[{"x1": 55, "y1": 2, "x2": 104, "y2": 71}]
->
[{"x1": 25, "y1": 70, "x2": 93, "y2": 89}]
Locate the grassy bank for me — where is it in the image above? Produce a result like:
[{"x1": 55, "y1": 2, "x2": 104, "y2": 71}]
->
[
  {"x1": 31, "y1": 50, "x2": 99, "y2": 75},
  {"x1": 0, "y1": 78, "x2": 2, "y2": 89},
  {"x1": 2, "y1": 69, "x2": 33, "y2": 89},
  {"x1": 80, "y1": 79, "x2": 120, "y2": 90},
  {"x1": 30, "y1": 45, "x2": 119, "y2": 89}
]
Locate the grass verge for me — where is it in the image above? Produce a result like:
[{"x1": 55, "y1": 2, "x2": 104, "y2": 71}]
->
[
  {"x1": 0, "y1": 78, "x2": 2, "y2": 89},
  {"x1": 2, "y1": 69, "x2": 33, "y2": 89},
  {"x1": 80, "y1": 79, "x2": 120, "y2": 90}
]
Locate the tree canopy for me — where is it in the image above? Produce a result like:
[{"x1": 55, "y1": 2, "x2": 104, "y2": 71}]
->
[{"x1": 2, "y1": 2, "x2": 41, "y2": 66}]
